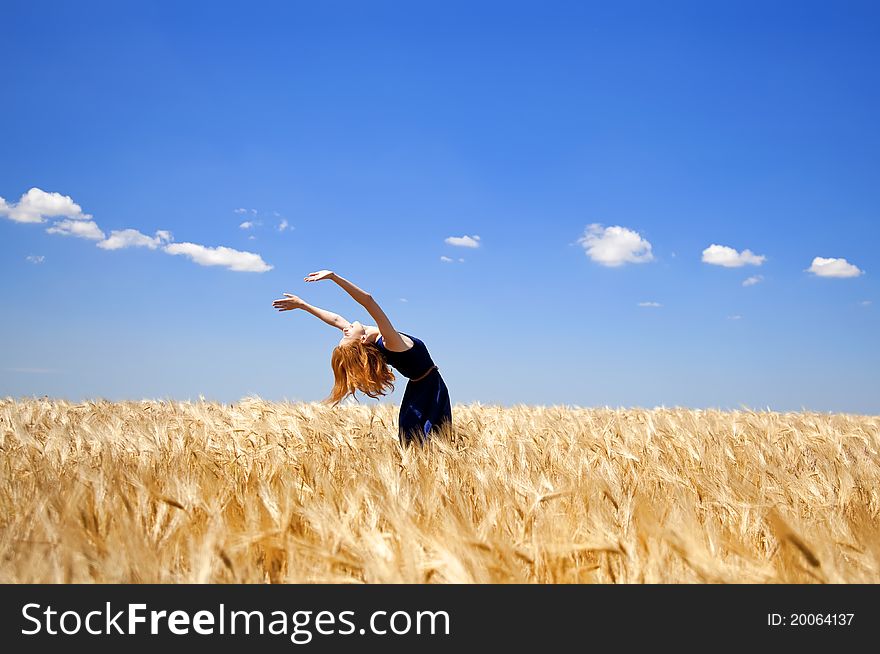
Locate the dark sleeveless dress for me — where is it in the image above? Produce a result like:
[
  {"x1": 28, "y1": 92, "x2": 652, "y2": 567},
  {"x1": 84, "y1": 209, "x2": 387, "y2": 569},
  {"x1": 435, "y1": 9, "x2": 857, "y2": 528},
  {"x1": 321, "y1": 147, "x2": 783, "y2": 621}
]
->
[{"x1": 375, "y1": 332, "x2": 452, "y2": 446}]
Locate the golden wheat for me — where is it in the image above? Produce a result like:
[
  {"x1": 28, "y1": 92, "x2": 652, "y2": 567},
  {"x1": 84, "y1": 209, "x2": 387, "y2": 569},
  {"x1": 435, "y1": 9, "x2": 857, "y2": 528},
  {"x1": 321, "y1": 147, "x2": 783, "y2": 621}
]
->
[{"x1": 1, "y1": 398, "x2": 878, "y2": 583}]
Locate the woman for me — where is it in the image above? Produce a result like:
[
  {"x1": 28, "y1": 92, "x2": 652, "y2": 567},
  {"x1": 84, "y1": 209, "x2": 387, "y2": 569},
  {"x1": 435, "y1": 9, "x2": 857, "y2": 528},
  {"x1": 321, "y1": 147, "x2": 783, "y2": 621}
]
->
[{"x1": 272, "y1": 270, "x2": 452, "y2": 446}]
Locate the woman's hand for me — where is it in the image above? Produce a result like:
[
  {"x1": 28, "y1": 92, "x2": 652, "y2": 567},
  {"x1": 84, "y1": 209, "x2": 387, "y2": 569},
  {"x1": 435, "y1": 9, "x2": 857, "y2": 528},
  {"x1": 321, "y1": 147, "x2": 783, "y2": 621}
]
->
[
  {"x1": 304, "y1": 270, "x2": 336, "y2": 283},
  {"x1": 272, "y1": 293, "x2": 306, "y2": 312}
]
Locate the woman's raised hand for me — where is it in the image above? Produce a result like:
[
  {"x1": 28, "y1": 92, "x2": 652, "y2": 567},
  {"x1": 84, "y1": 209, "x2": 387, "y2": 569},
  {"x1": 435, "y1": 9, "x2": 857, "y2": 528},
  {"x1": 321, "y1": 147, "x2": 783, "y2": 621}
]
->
[
  {"x1": 272, "y1": 293, "x2": 306, "y2": 311},
  {"x1": 304, "y1": 270, "x2": 336, "y2": 283}
]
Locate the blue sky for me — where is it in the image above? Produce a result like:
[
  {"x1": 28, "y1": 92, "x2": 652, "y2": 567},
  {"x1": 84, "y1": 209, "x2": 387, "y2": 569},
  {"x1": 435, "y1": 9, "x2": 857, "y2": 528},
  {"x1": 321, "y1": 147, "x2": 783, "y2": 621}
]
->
[{"x1": 2, "y1": 0, "x2": 878, "y2": 413}]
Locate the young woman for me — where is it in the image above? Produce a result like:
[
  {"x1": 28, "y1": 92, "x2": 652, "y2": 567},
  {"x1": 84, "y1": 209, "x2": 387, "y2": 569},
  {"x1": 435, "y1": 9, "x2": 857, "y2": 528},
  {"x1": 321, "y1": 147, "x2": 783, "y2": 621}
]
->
[{"x1": 272, "y1": 270, "x2": 452, "y2": 446}]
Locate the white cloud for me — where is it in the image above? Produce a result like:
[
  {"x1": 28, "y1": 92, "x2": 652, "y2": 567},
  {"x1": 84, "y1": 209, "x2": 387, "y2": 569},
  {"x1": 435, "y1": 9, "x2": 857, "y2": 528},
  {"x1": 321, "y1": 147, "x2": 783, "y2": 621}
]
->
[
  {"x1": 399, "y1": 298, "x2": 408, "y2": 303},
  {"x1": 248, "y1": 235, "x2": 256, "y2": 240},
  {"x1": 458, "y1": 258, "x2": 465, "y2": 263},
  {"x1": 743, "y1": 275, "x2": 764, "y2": 287},
  {"x1": 0, "y1": 187, "x2": 91, "y2": 224},
  {"x1": 3, "y1": 188, "x2": 278, "y2": 277},
  {"x1": 251, "y1": 209, "x2": 257, "y2": 215},
  {"x1": 46, "y1": 219, "x2": 105, "y2": 240},
  {"x1": 861, "y1": 300, "x2": 872, "y2": 307},
  {"x1": 702, "y1": 244, "x2": 765, "y2": 267},
  {"x1": 638, "y1": 301, "x2": 662, "y2": 308},
  {"x1": 445, "y1": 235, "x2": 481, "y2": 248},
  {"x1": 440, "y1": 256, "x2": 454, "y2": 263},
  {"x1": 164, "y1": 242, "x2": 272, "y2": 273},
  {"x1": 25, "y1": 255, "x2": 45, "y2": 264},
  {"x1": 727, "y1": 315, "x2": 743, "y2": 321},
  {"x1": 239, "y1": 221, "x2": 254, "y2": 229},
  {"x1": 278, "y1": 219, "x2": 289, "y2": 232},
  {"x1": 273, "y1": 211, "x2": 281, "y2": 217},
  {"x1": 97, "y1": 228, "x2": 172, "y2": 250},
  {"x1": 807, "y1": 257, "x2": 864, "y2": 278},
  {"x1": 577, "y1": 224, "x2": 654, "y2": 267}
]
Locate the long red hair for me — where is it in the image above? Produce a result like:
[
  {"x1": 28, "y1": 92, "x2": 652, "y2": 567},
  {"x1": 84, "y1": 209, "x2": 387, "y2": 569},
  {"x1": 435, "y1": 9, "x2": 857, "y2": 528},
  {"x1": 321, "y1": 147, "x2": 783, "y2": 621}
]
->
[{"x1": 326, "y1": 341, "x2": 395, "y2": 405}]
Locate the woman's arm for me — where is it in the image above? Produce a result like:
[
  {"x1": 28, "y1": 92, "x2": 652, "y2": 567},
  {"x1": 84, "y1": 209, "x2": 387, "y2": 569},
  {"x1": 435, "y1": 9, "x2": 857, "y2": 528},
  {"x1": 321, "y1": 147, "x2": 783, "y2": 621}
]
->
[
  {"x1": 304, "y1": 271, "x2": 410, "y2": 351},
  {"x1": 272, "y1": 293, "x2": 349, "y2": 331}
]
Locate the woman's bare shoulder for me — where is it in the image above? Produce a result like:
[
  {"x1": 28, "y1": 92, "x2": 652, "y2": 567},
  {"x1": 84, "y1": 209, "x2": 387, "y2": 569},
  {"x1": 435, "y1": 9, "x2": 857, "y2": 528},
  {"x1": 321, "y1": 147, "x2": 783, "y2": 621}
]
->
[{"x1": 370, "y1": 327, "x2": 413, "y2": 351}]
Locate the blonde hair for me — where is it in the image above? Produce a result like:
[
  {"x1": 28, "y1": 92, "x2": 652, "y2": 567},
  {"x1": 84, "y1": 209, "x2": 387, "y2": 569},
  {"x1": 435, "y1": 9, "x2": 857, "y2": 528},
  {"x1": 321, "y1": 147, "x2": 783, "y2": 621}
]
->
[{"x1": 326, "y1": 341, "x2": 395, "y2": 405}]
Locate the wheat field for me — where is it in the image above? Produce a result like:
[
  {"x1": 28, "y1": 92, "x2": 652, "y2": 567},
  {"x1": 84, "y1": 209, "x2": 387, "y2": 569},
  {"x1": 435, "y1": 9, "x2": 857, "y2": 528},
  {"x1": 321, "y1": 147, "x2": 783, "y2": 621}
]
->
[{"x1": 1, "y1": 398, "x2": 878, "y2": 583}]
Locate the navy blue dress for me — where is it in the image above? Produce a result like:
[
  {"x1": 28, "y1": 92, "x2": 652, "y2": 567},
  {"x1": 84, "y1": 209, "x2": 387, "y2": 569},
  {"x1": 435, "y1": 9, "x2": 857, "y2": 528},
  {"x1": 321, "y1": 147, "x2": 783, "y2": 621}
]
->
[{"x1": 375, "y1": 332, "x2": 452, "y2": 445}]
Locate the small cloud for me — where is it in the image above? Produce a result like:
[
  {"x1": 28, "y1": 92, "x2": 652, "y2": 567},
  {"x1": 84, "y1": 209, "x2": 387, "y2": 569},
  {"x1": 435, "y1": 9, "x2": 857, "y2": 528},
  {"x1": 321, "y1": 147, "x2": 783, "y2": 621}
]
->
[
  {"x1": 46, "y1": 218, "x2": 105, "y2": 240},
  {"x1": 251, "y1": 209, "x2": 258, "y2": 215},
  {"x1": 638, "y1": 301, "x2": 662, "y2": 308},
  {"x1": 743, "y1": 275, "x2": 764, "y2": 287},
  {"x1": 399, "y1": 298, "x2": 408, "y2": 303},
  {"x1": 97, "y1": 228, "x2": 172, "y2": 250},
  {"x1": 458, "y1": 258, "x2": 465, "y2": 263},
  {"x1": 248, "y1": 235, "x2": 256, "y2": 240},
  {"x1": 702, "y1": 244, "x2": 765, "y2": 268},
  {"x1": 860, "y1": 300, "x2": 872, "y2": 307},
  {"x1": 1, "y1": 187, "x2": 91, "y2": 224},
  {"x1": 727, "y1": 315, "x2": 743, "y2": 321},
  {"x1": 234, "y1": 208, "x2": 248, "y2": 214},
  {"x1": 273, "y1": 211, "x2": 281, "y2": 217},
  {"x1": 577, "y1": 224, "x2": 654, "y2": 267},
  {"x1": 445, "y1": 235, "x2": 481, "y2": 248},
  {"x1": 807, "y1": 257, "x2": 864, "y2": 278},
  {"x1": 239, "y1": 221, "x2": 254, "y2": 229},
  {"x1": 25, "y1": 255, "x2": 45, "y2": 264},
  {"x1": 164, "y1": 242, "x2": 273, "y2": 273},
  {"x1": 440, "y1": 256, "x2": 454, "y2": 263},
  {"x1": 278, "y1": 219, "x2": 289, "y2": 232}
]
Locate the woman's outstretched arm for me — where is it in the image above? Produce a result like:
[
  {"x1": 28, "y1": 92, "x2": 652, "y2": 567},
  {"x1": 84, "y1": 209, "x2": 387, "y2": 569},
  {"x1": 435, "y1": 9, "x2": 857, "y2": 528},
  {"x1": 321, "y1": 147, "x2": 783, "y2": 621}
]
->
[
  {"x1": 304, "y1": 270, "x2": 409, "y2": 351},
  {"x1": 272, "y1": 293, "x2": 349, "y2": 331}
]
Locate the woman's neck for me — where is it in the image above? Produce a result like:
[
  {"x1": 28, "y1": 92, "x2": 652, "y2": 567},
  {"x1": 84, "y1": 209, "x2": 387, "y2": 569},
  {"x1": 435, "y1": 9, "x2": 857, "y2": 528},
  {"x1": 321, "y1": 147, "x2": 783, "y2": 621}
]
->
[{"x1": 365, "y1": 326, "x2": 382, "y2": 343}]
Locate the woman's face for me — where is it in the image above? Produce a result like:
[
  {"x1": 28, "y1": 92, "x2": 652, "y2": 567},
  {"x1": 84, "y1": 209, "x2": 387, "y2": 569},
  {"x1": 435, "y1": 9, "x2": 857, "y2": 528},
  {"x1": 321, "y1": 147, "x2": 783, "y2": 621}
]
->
[{"x1": 339, "y1": 320, "x2": 366, "y2": 346}]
